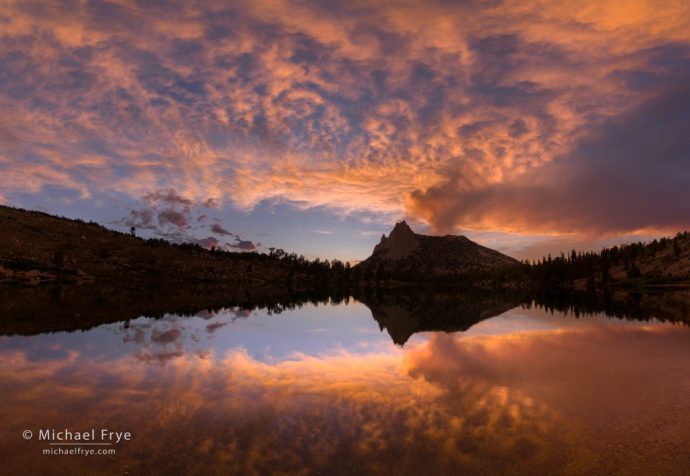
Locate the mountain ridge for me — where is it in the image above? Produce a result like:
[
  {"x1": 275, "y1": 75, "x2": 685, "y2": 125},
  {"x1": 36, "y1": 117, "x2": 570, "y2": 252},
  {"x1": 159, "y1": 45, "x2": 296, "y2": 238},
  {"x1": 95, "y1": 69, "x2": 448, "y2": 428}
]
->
[
  {"x1": 2, "y1": 205, "x2": 689, "y2": 290},
  {"x1": 0, "y1": 204, "x2": 331, "y2": 289},
  {"x1": 359, "y1": 220, "x2": 518, "y2": 279}
]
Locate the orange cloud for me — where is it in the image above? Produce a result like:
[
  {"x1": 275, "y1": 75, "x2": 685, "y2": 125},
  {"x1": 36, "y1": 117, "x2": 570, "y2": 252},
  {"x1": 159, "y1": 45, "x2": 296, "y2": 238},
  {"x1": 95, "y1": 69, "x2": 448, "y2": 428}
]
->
[{"x1": 0, "y1": 0, "x2": 689, "y2": 239}]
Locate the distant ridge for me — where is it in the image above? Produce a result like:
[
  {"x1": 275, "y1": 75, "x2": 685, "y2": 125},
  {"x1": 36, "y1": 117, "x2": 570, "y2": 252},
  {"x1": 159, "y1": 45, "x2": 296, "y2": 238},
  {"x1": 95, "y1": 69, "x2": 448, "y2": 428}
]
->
[
  {"x1": 358, "y1": 220, "x2": 518, "y2": 279},
  {"x1": 0, "y1": 204, "x2": 335, "y2": 289}
]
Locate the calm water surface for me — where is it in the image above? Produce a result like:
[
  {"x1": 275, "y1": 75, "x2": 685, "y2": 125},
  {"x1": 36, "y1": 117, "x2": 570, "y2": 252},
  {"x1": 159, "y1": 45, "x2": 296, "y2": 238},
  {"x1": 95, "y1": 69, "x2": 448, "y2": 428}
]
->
[{"x1": 2, "y1": 295, "x2": 690, "y2": 475}]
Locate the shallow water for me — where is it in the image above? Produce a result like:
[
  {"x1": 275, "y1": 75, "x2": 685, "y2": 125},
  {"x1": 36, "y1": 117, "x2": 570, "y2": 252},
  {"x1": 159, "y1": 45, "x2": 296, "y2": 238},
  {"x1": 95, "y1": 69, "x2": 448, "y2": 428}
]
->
[{"x1": 1, "y1": 293, "x2": 690, "y2": 475}]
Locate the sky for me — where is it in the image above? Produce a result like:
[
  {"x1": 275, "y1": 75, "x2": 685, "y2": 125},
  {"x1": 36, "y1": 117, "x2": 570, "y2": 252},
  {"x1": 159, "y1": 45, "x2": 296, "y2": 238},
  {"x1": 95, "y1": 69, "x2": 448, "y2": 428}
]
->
[{"x1": 1, "y1": 0, "x2": 690, "y2": 262}]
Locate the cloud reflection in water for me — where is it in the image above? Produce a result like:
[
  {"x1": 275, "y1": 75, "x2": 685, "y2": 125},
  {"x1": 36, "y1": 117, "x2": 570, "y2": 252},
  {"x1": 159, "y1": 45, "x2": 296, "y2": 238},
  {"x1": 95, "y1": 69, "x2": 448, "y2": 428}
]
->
[{"x1": 1, "y1": 308, "x2": 689, "y2": 475}]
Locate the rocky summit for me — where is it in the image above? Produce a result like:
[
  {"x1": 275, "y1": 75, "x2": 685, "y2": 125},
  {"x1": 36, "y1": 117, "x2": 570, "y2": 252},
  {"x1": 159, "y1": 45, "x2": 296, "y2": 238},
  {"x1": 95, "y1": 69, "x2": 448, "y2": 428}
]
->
[{"x1": 359, "y1": 220, "x2": 519, "y2": 279}]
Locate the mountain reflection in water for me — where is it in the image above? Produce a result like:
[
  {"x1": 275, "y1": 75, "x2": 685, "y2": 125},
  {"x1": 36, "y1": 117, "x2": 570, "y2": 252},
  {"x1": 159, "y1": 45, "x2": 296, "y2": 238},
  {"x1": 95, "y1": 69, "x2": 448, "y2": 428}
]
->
[{"x1": 1, "y1": 285, "x2": 689, "y2": 475}]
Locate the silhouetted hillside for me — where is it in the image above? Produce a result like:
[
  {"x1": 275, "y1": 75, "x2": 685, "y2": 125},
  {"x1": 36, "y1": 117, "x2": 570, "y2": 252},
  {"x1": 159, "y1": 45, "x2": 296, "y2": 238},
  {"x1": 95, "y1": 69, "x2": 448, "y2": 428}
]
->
[
  {"x1": 0, "y1": 205, "x2": 341, "y2": 290},
  {"x1": 356, "y1": 221, "x2": 518, "y2": 281},
  {"x1": 3, "y1": 206, "x2": 689, "y2": 293},
  {"x1": 354, "y1": 220, "x2": 690, "y2": 291},
  {"x1": 497, "y1": 233, "x2": 690, "y2": 291}
]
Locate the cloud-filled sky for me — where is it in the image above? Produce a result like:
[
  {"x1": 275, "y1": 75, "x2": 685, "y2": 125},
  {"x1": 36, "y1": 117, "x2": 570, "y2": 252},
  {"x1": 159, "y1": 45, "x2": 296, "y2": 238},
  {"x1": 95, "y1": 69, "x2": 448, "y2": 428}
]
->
[{"x1": 1, "y1": 0, "x2": 690, "y2": 260}]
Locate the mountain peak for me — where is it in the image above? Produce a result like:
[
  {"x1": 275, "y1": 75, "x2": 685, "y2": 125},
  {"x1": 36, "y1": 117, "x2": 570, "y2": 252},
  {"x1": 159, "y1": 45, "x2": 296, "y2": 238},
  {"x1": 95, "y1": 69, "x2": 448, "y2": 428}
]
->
[
  {"x1": 363, "y1": 220, "x2": 518, "y2": 276},
  {"x1": 373, "y1": 220, "x2": 420, "y2": 260},
  {"x1": 390, "y1": 220, "x2": 415, "y2": 237}
]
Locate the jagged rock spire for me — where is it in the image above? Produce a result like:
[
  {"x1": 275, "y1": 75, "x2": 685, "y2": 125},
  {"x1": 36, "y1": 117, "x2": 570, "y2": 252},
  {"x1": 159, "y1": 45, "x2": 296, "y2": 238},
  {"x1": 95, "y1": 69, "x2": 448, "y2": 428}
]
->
[
  {"x1": 372, "y1": 220, "x2": 420, "y2": 260},
  {"x1": 390, "y1": 220, "x2": 413, "y2": 235},
  {"x1": 364, "y1": 218, "x2": 518, "y2": 273}
]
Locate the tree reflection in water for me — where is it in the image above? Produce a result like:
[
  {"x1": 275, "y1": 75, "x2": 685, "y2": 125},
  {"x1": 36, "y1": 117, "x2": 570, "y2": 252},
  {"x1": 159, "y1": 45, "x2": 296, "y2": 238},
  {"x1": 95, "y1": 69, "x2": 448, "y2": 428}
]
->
[{"x1": 1, "y1": 284, "x2": 689, "y2": 475}]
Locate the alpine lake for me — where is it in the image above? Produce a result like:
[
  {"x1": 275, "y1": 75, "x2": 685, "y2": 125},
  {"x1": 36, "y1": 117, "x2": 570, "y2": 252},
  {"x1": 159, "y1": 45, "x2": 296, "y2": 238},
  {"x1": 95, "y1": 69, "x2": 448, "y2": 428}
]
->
[{"x1": 1, "y1": 285, "x2": 689, "y2": 475}]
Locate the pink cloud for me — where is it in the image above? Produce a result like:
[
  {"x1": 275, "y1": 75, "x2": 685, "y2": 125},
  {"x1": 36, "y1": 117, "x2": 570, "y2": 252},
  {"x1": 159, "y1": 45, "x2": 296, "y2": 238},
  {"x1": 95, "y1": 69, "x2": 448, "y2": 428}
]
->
[
  {"x1": 211, "y1": 223, "x2": 233, "y2": 236},
  {"x1": 0, "y1": 0, "x2": 689, "y2": 244},
  {"x1": 157, "y1": 208, "x2": 188, "y2": 228}
]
